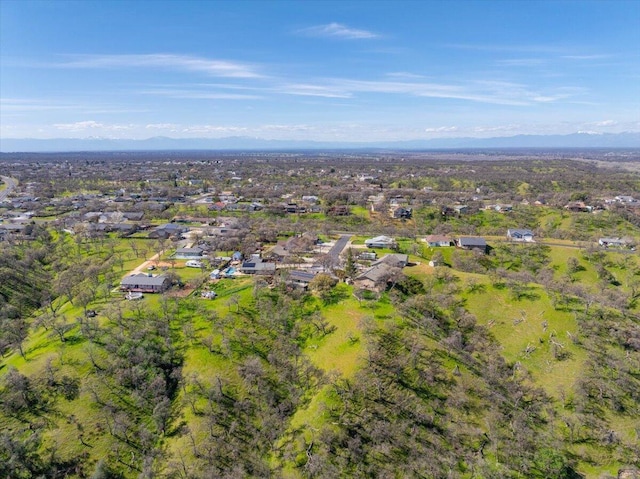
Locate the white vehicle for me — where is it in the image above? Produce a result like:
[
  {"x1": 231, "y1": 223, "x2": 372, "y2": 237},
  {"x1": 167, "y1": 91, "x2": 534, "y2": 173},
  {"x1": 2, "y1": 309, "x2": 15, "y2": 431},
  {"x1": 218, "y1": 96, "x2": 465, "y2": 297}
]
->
[{"x1": 186, "y1": 260, "x2": 203, "y2": 268}]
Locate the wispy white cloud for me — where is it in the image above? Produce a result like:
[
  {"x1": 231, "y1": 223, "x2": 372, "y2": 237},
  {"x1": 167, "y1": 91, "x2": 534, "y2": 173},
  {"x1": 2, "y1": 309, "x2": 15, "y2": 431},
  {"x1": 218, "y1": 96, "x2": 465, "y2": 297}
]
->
[
  {"x1": 145, "y1": 123, "x2": 180, "y2": 130},
  {"x1": 139, "y1": 88, "x2": 262, "y2": 100},
  {"x1": 472, "y1": 124, "x2": 522, "y2": 133},
  {"x1": 386, "y1": 72, "x2": 426, "y2": 79},
  {"x1": 53, "y1": 120, "x2": 104, "y2": 131},
  {"x1": 258, "y1": 124, "x2": 314, "y2": 132},
  {"x1": 289, "y1": 78, "x2": 584, "y2": 106},
  {"x1": 278, "y1": 83, "x2": 353, "y2": 98},
  {"x1": 561, "y1": 54, "x2": 610, "y2": 60},
  {"x1": 445, "y1": 43, "x2": 563, "y2": 54},
  {"x1": 0, "y1": 98, "x2": 149, "y2": 117},
  {"x1": 53, "y1": 54, "x2": 263, "y2": 78},
  {"x1": 297, "y1": 22, "x2": 380, "y2": 39},
  {"x1": 581, "y1": 119, "x2": 619, "y2": 128},
  {"x1": 181, "y1": 125, "x2": 249, "y2": 134},
  {"x1": 0, "y1": 98, "x2": 77, "y2": 112},
  {"x1": 495, "y1": 58, "x2": 546, "y2": 67},
  {"x1": 424, "y1": 126, "x2": 458, "y2": 133},
  {"x1": 53, "y1": 120, "x2": 135, "y2": 132}
]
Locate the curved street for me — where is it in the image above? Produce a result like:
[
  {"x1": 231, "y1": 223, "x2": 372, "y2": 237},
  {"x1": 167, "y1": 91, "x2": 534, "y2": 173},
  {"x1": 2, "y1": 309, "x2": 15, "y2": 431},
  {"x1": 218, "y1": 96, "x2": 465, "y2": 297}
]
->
[{"x1": 0, "y1": 176, "x2": 18, "y2": 202}]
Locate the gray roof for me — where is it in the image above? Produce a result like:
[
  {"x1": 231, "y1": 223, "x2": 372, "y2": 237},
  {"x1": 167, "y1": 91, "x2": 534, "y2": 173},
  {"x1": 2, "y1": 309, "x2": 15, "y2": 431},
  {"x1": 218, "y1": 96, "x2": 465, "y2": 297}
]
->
[
  {"x1": 157, "y1": 223, "x2": 185, "y2": 231},
  {"x1": 458, "y1": 236, "x2": 487, "y2": 247},
  {"x1": 175, "y1": 247, "x2": 204, "y2": 254},
  {"x1": 356, "y1": 264, "x2": 392, "y2": 282},
  {"x1": 372, "y1": 254, "x2": 408, "y2": 268},
  {"x1": 120, "y1": 273, "x2": 169, "y2": 287},
  {"x1": 241, "y1": 259, "x2": 276, "y2": 272},
  {"x1": 288, "y1": 270, "x2": 317, "y2": 283}
]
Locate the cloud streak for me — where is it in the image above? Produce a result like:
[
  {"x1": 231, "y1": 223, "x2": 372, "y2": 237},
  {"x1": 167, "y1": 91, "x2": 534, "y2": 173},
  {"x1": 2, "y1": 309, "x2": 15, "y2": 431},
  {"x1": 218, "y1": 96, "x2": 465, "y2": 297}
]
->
[
  {"x1": 277, "y1": 78, "x2": 585, "y2": 106},
  {"x1": 53, "y1": 120, "x2": 135, "y2": 131},
  {"x1": 139, "y1": 88, "x2": 262, "y2": 100},
  {"x1": 53, "y1": 54, "x2": 263, "y2": 78},
  {"x1": 297, "y1": 23, "x2": 380, "y2": 39}
]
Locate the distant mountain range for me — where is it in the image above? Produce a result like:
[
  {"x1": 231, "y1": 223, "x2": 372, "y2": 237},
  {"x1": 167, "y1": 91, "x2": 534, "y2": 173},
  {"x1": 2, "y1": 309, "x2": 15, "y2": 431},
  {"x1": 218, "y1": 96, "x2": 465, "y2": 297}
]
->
[{"x1": 2, "y1": 132, "x2": 640, "y2": 152}]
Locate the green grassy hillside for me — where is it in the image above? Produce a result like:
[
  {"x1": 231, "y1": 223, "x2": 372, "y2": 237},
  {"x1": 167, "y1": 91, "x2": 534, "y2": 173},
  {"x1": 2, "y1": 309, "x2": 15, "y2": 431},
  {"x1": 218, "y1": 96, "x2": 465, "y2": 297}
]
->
[{"x1": 1, "y1": 233, "x2": 639, "y2": 478}]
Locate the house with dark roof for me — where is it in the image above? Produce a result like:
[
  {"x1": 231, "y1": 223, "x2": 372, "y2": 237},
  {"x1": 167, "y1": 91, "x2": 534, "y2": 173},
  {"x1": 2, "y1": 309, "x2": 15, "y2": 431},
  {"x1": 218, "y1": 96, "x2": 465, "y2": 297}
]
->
[
  {"x1": 285, "y1": 270, "x2": 317, "y2": 289},
  {"x1": 173, "y1": 247, "x2": 205, "y2": 259},
  {"x1": 327, "y1": 205, "x2": 350, "y2": 216},
  {"x1": 239, "y1": 258, "x2": 276, "y2": 275},
  {"x1": 456, "y1": 236, "x2": 488, "y2": 253},
  {"x1": 148, "y1": 223, "x2": 188, "y2": 239},
  {"x1": 390, "y1": 206, "x2": 413, "y2": 219},
  {"x1": 120, "y1": 273, "x2": 171, "y2": 293}
]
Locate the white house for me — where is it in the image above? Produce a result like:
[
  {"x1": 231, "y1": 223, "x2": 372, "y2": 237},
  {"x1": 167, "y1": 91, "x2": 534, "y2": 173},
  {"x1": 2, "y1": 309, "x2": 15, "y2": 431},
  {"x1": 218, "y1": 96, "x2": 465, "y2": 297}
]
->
[
  {"x1": 507, "y1": 229, "x2": 535, "y2": 242},
  {"x1": 598, "y1": 237, "x2": 627, "y2": 248},
  {"x1": 364, "y1": 235, "x2": 397, "y2": 249},
  {"x1": 425, "y1": 235, "x2": 452, "y2": 247}
]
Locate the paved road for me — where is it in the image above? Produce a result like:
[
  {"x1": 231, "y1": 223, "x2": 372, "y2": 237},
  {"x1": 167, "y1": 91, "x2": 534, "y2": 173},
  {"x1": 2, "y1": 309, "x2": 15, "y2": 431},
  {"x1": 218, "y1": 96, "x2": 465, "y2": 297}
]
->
[
  {"x1": 0, "y1": 176, "x2": 17, "y2": 202},
  {"x1": 314, "y1": 234, "x2": 352, "y2": 268},
  {"x1": 327, "y1": 234, "x2": 352, "y2": 259}
]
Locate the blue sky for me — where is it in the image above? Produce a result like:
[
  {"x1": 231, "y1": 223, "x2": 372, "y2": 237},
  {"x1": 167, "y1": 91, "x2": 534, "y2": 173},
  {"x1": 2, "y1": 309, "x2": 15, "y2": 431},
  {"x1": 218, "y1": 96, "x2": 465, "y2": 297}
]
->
[{"x1": 1, "y1": 0, "x2": 639, "y2": 141}]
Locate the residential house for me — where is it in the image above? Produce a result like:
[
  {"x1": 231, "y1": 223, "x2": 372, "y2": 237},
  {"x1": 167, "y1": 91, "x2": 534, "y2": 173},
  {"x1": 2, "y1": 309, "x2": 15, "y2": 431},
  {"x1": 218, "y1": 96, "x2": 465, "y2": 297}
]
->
[
  {"x1": 507, "y1": 229, "x2": 535, "y2": 242},
  {"x1": 286, "y1": 270, "x2": 317, "y2": 289},
  {"x1": 390, "y1": 206, "x2": 412, "y2": 219},
  {"x1": 425, "y1": 235, "x2": 452, "y2": 247},
  {"x1": 354, "y1": 264, "x2": 392, "y2": 292},
  {"x1": 456, "y1": 236, "x2": 488, "y2": 253},
  {"x1": 174, "y1": 247, "x2": 204, "y2": 259},
  {"x1": 218, "y1": 192, "x2": 238, "y2": 203},
  {"x1": 327, "y1": 205, "x2": 350, "y2": 216},
  {"x1": 564, "y1": 201, "x2": 591, "y2": 213},
  {"x1": 120, "y1": 273, "x2": 171, "y2": 293},
  {"x1": 239, "y1": 258, "x2": 276, "y2": 275},
  {"x1": 148, "y1": 223, "x2": 188, "y2": 239},
  {"x1": 358, "y1": 251, "x2": 377, "y2": 261},
  {"x1": 371, "y1": 254, "x2": 409, "y2": 268},
  {"x1": 268, "y1": 233, "x2": 319, "y2": 261},
  {"x1": 89, "y1": 222, "x2": 138, "y2": 236},
  {"x1": 598, "y1": 237, "x2": 627, "y2": 248},
  {"x1": 494, "y1": 204, "x2": 513, "y2": 213},
  {"x1": 441, "y1": 205, "x2": 468, "y2": 218},
  {"x1": 284, "y1": 203, "x2": 306, "y2": 214},
  {"x1": 122, "y1": 211, "x2": 144, "y2": 221},
  {"x1": 365, "y1": 235, "x2": 397, "y2": 249},
  {"x1": 354, "y1": 258, "x2": 405, "y2": 292}
]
